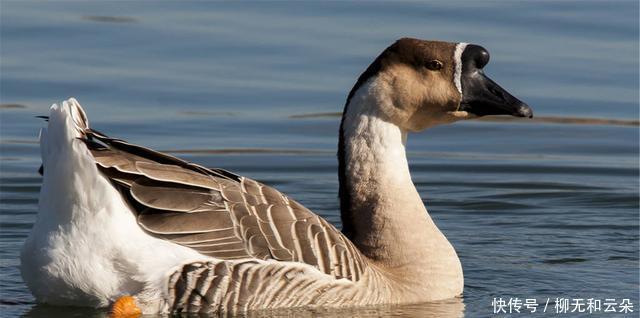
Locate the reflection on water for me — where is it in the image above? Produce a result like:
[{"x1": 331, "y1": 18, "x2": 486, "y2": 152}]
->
[
  {"x1": 0, "y1": 104, "x2": 28, "y2": 110},
  {"x1": 22, "y1": 298, "x2": 464, "y2": 318},
  {"x1": 81, "y1": 16, "x2": 137, "y2": 24},
  {"x1": 290, "y1": 112, "x2": 640, "y2": 126},
  {"x1": 1, "y1": 1, "x2": 638, "y2": 317},
  {"x1": 20, "y1": 305, "x2": 107, "y2": 318}
]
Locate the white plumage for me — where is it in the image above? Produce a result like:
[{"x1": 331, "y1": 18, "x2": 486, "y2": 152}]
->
[{"x1": 21, "y1": 99, "x2": 205, "y2": 309}]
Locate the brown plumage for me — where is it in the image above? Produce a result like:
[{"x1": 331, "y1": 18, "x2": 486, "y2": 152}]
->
[{"x1": 83, "y1": 129, "x2": 367, "y2": 281}]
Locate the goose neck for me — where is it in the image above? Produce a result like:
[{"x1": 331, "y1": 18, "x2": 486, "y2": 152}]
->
[{"x1": 337, "y1": 79, "x2": 462, "y2": 288}]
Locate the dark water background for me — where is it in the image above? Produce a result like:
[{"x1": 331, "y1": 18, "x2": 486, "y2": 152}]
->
[{"x1": 1, "y1": 1, "x2": 638, "y2": 317}]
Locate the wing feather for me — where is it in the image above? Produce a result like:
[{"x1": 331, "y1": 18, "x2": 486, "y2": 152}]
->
[
  {"x1": 131, "y1": 178, "x2": 224, "y2": 213},
  {"x1": 81, "y1": 130, "x2": 367, "y2": 281},
  {"x1": 138, "y1": 211, "x2": 236, "y2": 234},
  {"x1": 135, "y1": 161, "x2": 221, "y2": 190}
]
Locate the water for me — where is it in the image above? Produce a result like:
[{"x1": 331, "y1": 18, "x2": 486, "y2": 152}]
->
[{"x1": 1, "y1": 1, "x2": 638, "y2": 317}]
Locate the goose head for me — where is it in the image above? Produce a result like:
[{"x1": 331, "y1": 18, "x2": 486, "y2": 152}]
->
[{"x1": 346, "y1": 38, "x2": 532, "y2": 131}]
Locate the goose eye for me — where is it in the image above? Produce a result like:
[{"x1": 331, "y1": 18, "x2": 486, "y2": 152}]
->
[{"x1": 425, "y1": 60, "x2": 443, "y2": 71}]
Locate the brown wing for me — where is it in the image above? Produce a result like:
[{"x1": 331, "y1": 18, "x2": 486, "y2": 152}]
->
[{"x1": 83, "y1": 129, "x2": 367, "y2": 281}]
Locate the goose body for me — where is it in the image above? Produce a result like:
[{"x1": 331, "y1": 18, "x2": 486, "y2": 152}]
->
[{"x1": 21, "y1": 38, "x2": 531, "y2": 314}]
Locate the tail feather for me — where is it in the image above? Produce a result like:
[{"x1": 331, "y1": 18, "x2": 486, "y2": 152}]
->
[
  {"x1": 39, "y1": 98, "x2": 91, "y2": 176},
  {"x1": 67, "y1": 97, "x2": 89, "y2": 132}
]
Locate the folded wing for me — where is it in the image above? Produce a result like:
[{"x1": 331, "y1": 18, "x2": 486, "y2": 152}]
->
[{"x1": 82, "y1": 130, "x2": 366, "y2": 282}]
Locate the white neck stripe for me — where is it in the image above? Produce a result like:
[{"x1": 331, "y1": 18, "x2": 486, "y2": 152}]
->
[{"x1": 453, "y1": 43, "x2": 468, "y2": 94}]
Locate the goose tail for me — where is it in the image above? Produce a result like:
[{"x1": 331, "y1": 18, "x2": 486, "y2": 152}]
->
[
  {"x1": 38, "y1": 98, "x2": 90, "y2": 175},
  {"x1": 36, "y1": 98, "x2": 102, "y2": 221},
  {"x1": 23, "y1": 98, "x2": 114, "y2": 304}
]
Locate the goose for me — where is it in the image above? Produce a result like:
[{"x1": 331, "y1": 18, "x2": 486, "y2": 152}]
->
[{"x1": 21, "y1": 38, "x2": 532, "y2": 316}]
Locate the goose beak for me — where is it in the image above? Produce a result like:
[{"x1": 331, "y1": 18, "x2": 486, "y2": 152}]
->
[
  {"x1": 458, "y1": 45, "x2": 533, "y2": 118},
  {"x1": 459, "y1": 72, "x2": 533, "y2": 118}
]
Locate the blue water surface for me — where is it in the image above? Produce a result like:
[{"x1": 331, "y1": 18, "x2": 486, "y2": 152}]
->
[{"x1": 1, "y1": 1, "x2": 638, "y2": 317}]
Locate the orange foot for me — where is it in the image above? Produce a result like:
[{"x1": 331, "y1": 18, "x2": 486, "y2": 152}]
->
[{"x1": 109, "y1": 295, "x2": 142, "y2": 318}]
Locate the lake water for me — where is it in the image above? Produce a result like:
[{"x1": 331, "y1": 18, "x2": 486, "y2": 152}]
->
[{"x1": 1, "y1": 1, "x2": 638, "y2": 317}]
